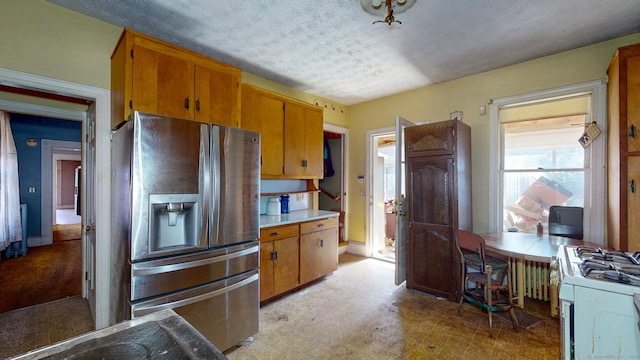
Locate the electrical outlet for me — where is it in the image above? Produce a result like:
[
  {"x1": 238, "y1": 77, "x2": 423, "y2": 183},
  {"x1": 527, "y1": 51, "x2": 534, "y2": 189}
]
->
[
  {"x1": 28, "y1": 186, "x2": 36, "y2": 193},
  {"x1": 296, "y1": 193, "x2": 304, "y2": 201}
]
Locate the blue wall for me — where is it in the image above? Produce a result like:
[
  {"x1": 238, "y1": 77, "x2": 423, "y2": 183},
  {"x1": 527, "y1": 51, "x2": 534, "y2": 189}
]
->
[{"x1": 9, "y1": 113, "x2": 81, "y2": 238}]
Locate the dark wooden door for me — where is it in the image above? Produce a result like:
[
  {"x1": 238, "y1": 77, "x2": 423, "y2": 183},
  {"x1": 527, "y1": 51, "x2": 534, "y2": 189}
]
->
[{"x1": 406, "y1": 156, "x2": 457, "y2": 300}]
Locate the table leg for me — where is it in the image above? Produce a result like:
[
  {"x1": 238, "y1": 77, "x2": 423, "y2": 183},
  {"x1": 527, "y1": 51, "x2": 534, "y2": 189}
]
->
[{"x1": 516, "y1": 259, "x2": 525, "y2": 308}]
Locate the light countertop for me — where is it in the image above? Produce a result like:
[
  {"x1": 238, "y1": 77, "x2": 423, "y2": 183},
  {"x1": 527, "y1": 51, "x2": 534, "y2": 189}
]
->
[{"x1": 260, "y1": 209, "x2": 339, "y2": 228}]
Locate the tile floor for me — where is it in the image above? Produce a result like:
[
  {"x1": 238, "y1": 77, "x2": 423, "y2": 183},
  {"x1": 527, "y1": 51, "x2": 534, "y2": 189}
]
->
[
  {"x1": 225, "y1": 254, "x2": 560, "y2": 359},
  {"x1": 0, "y1": 254, "x2": 560, "y2": 359}
]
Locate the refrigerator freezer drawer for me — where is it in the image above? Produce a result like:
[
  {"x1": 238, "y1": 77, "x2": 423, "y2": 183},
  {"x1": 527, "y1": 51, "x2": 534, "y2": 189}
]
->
[
  {"x1": 131, "y1": 242, "x2": 258, "y2": 301},
  {"x1": 131, "y1": 271, "x2": 259, "y2": 352}
]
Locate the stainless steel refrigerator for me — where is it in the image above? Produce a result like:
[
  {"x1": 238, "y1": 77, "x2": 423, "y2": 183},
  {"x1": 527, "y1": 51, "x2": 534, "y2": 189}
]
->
[{"x1": 110, "y1": 111, "x2": 260, "y2": 352}]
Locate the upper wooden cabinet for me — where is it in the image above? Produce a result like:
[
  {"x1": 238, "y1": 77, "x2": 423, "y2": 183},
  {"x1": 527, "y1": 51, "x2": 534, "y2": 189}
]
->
[
  {"x1": 111, "y1": 29, "x2": 241, "y2": 129},
  {"x1": 284, "y1": 102, "x2": 324, "y2": 177},
  {"x1": 607, "y1": 42, "x2": 640, "y2": 251},
  {"x1": 240, "y1": 84, "x2": 324, "y2": 179}
]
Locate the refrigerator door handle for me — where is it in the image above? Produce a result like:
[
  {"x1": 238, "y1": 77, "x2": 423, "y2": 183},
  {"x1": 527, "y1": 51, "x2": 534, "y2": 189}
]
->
[
  {"x1": 134, "y1": 273, "x2": 259, "y2": 315},
  {"x1": 133, "y1": 246, "x2": 259, "y2": 276},
  {"x1": 200, "y1": 123, "x2": 211, "y2": 248},
  {"x1": 210, "y1": 125, "x2": 221, "y2": 247}
]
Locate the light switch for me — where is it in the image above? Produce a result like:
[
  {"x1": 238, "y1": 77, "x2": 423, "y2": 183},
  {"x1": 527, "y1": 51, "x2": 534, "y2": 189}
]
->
[{"x1": 28, "y1": 186, "x2": 36, "y2": 193}]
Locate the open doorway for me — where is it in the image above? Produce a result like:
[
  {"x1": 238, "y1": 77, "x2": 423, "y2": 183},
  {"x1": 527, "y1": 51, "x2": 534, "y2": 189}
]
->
[
  {"x1": 319, "y1": 124, "x2": 348, "y2": 250},
  {"x1": 0, "y1": 67, "x2": 110, "y2": 330},
  {"x1": 52, "y1": 147, "x2": 82, "y2": 240},
  {"x1": 368, "y1": 130, "x2": 397, "y2": 262}
]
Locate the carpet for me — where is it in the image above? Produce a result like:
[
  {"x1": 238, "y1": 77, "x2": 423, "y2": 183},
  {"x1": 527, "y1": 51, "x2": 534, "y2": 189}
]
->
[{"x1": 0, "y1": 239, "x2": 82, "y2": 313}]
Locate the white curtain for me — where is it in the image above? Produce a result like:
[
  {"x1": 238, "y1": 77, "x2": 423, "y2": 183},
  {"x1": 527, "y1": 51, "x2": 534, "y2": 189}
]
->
[{"x1": 0, "y1": 111, "x2": 22, "y2": 251}]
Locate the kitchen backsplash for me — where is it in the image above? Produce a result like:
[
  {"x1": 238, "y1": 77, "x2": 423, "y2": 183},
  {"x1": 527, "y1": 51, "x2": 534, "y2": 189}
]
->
[{"x1": 260, "y1": 180, "x2": 310, "y2": 215}]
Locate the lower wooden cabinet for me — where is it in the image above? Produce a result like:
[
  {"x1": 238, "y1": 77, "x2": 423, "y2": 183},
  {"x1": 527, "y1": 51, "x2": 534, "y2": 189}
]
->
[
  {"x1": 259, "y1": 216, "x2": 338, "y2": 302},
  {"x1": 300, "y1": 218, "x2": 339, "y2": 284},
  {"x1": 259, "y1": 225, "x2": 299, "y2": 302}
]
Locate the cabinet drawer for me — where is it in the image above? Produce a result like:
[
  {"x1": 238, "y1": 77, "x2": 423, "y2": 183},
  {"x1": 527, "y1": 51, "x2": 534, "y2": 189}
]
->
[
  {"x1": 260, "y1": 225, "x2": 299, "y2": 242},
  {"x1": 300, "y1": 217, "x2": 338, "y2": 234}
]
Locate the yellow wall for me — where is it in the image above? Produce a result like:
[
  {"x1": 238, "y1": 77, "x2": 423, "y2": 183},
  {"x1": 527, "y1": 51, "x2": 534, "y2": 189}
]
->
[
  {"x1": 346, "y1": 33, "x2": 640, "y2": 243},
  {"x1": 1, "y1": 0, "x2": 121, "y2": 89}
]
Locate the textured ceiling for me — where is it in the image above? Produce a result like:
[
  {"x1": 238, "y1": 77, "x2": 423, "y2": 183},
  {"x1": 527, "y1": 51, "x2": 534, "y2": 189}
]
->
[{"x1": 48, "y1": 0, "x2": 640, "y2": 105}]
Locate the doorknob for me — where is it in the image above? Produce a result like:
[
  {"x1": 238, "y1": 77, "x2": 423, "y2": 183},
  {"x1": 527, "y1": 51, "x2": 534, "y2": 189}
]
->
[{"x1": 85, "y1": 225, "x2": 96, "y2": 232}]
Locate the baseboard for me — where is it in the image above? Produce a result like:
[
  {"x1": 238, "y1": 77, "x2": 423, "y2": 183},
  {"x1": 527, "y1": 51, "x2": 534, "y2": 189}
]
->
[
  {"x1": 338, "y1": 243, "x2": 348, "y2": 255},
  {"x1": 347, "y1": 240, "x2": 367, "y2": 256}
]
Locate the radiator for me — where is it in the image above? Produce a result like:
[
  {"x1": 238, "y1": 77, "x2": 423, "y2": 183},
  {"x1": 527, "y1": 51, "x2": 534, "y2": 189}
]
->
[{"x1": 509, "y1": 259, "x2": 550, "y2": 301}]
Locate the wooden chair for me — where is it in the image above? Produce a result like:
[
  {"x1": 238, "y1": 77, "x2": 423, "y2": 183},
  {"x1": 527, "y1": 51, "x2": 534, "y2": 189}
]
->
[{"x1": 456, "y1": 230, "x2": 518, "y2": 337}]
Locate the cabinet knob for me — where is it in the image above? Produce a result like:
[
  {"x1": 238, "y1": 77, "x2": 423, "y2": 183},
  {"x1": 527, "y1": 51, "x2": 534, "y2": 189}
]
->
[
  {"x1": 196, "y1": 98, "x2": 200, "y2": 112},
  {"x1": 184, "y1": 97, "x2": 190, "y2": 110},
  {"x1": 630, "y1": 124, "x2": 637, "y2": 138},
  {"x1": 270, "y1": 232, "x2": 280, "y2": 237},
  {"x1": 320, "y1": 239, "x2": 324, "y2": 247},
  {"x1": 630, "y1": 179, "x2": 637, "y2": 193},
  {"x1": 317, "y1": 223, "x2": 324, "y2": 228}
]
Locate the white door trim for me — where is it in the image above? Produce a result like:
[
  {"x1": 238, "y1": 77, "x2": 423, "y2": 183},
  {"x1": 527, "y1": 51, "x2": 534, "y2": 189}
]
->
[
  {"x1": 364, "y1": 126, "x2": 395, "y2": 257},
  {"x1": 323, "y1": 123, "x2": 349, "y2": 246},
  {"x1": 0, "y1": 67, "x2": 111, "y2": 330}
]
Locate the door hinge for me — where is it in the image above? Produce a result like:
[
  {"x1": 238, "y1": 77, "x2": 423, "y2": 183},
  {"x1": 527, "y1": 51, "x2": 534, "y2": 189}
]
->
[
  {"x1": 130, "y1": 49, "x2": 134, "y2": 59},
  {"x1": 408, "y1": 222, "x2": 412, "y2": 230}
]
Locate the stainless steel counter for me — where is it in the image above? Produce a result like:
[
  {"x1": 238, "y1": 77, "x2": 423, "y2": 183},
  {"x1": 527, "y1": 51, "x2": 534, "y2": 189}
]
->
[
  {"x1": 9, "y1": 310, "x2": 227, "y2": 360},
  {"x1": 260, "y1": 209, "x2": 339, "y2": 228}
]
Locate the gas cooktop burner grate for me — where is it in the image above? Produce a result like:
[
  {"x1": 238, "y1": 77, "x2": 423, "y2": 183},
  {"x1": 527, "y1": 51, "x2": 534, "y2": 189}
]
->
[{"x1": 574, "y1": 247, "x2": 640, "y2": 265}]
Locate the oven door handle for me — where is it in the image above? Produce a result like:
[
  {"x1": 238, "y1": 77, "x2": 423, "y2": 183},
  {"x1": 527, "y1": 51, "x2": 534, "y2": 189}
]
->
[
  {"x1": 133, "y1": 273, "x2": 259, "y2": 316},
  {"x1": 132, "y1": 246, "x2": 258, "y2": 276}
]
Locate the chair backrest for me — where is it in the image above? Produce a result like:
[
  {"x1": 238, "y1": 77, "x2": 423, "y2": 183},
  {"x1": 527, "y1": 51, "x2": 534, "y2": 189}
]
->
[
  {"x1": 456, "y1": 230, "x2": 486, "y2": 266},
  {"x1": 548, "y1": 206, "x2": 583, "y2": 240}
]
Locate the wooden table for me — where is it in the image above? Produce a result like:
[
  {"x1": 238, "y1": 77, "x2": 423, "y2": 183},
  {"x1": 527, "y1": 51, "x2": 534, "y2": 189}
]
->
[{"x1": 481, "y1": 232, "x2": 598, "y2": 316}]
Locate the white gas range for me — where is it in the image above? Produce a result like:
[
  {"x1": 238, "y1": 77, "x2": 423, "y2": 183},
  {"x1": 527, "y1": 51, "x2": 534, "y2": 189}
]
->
[{"x1": 556, "y1": 245, "x2": 640, "y2": 359}]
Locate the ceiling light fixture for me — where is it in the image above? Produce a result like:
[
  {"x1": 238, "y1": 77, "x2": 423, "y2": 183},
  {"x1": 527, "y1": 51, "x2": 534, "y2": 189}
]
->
[{"x1": 361, "y1": 0, "x2": 416, "y2": 26}]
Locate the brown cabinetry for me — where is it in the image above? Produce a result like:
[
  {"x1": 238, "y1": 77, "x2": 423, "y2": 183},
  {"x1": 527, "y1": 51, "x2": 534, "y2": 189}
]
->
[
  {"x1": 404, "y1": 120, "x2": 472, "y2": 301},
  {"x1": 259, "y1": 225, "x2": 299, "y2": 302},
  {"x1": 259, "y1": 216, "x2": 338, "y2": 302},
  {"x1": 111, "y1": 29, "x2": 241, "y2": 128},
  {"x1": 240, "y1": 84, "x2": 323, "y2": 179},
  {"x1": 299, "y1": 217, "x2": 339, "y2": 284},
  {"x1": 607, "y1": 42, "x2": 640, "y2": 251}
]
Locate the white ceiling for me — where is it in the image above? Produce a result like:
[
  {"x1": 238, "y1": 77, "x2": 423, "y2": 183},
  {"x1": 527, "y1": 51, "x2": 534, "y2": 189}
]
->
[{"x1": 48, "y1": 0, "x2": 640, "y2": 105}]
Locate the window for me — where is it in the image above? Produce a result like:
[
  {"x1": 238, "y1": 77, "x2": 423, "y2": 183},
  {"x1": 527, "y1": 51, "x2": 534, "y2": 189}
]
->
[
  {"x1": 502, "y1": 115, "x2": 586, "y2": 232},
  {"x1": 488, "y1": 81, "x2": 606, "y2": 244}
]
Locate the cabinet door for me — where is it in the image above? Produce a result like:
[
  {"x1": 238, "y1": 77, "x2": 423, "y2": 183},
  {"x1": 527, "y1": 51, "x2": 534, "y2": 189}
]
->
[
  {"x1": 241, "y1": 88, "x2": 284, "y2": 176},
  {"x1": 259, "y1": 242, "x2": 275, "y2": 301},
  {"x1": 300, "y1": 228, "x2": 338, "y2": 284},
  {"x1": 629, "y1": 56, "x2": 640, "y2": 153},
  {"x1": 304, "y1": 107, "x2": 324, "y2": 178},
  {"x1": 405, "y1": 121, "x2": 455, "y2": 158},
  {"x1": 628, "y1": 156, "x2": 640, "y2": 251},
  {"x1": 406, "y1": 156, "x2": 457, "y2": 300},
  {"x1": 284, "y1": 103, "x2": 324, "y2": 177},
  {"x1": 194, "y1": 63, "x2": 240, "y2": 127},
  {"x1": 273, "y1": 236, "x2": 300, "y2": 295},
  {"x1": 132, "y1": 44, "x2": 194, "y2": 120}
]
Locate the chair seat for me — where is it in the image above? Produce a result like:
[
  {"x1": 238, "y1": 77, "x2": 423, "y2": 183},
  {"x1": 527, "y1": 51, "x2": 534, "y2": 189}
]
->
[
  {"x1": 463, "y1": 253, "x2": 509, "y2": 271},
  {"x1": 466, "y1": 272, "x2": 510, "y2": 292}
]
